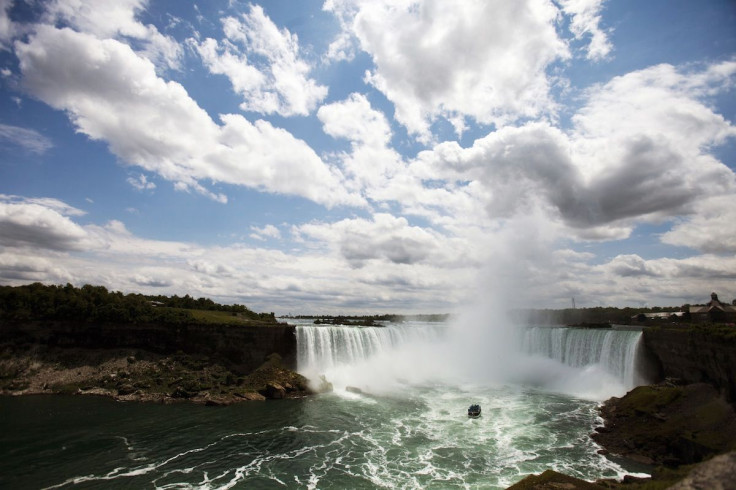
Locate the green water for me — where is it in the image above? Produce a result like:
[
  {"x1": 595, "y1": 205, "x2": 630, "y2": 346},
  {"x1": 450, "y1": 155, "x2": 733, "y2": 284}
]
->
[{"x1": 0, "y1": 386, "x2": 639, "y2": 489}]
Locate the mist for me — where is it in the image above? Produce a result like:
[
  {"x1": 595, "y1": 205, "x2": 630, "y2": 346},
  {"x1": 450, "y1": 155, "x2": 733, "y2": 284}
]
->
[{"x1": 297, "y1": 214, "x2": 645, "y2": 401}]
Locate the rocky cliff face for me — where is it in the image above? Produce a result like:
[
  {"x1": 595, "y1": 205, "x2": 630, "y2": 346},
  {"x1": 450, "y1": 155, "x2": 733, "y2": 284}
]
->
[
  {"x1": 642, "y1": 326, "x2": 736, "y2": 402},
  {"x1": 0, "y1": 321, "x2": 296, "y2": 374}
]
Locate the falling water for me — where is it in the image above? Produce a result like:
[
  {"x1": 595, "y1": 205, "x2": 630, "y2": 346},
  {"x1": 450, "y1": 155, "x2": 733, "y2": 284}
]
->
[
  {"x1": 296, "y1": 322, "x2": 646, "y2": 398},
  {"x1": 520, "y1": 326, "x2": 645, "y2": 389}
]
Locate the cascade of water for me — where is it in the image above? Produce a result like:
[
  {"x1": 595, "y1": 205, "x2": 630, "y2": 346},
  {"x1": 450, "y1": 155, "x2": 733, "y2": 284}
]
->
[
  {"x1": 521, "y1": 326, "x2": 643, "y2": 388},
  {"x1": 295, "y1": 322, "x2": 645, "y2": 399},
  {"x1": 296, "y1": 322, "x2": 447, "y2": 375}
]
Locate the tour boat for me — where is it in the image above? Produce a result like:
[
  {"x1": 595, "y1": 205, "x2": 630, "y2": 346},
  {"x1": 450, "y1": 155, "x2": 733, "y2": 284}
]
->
[{"x1": 467, "y1": 404, "x2": 481, "y2": 418}]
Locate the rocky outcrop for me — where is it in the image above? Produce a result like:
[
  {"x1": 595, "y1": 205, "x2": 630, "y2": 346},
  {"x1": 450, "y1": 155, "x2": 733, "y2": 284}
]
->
[
  {"x1": 591, "y1": 383, "x2": 736, "y2": 467},
  {"x1": 0, "y1": 320, "x2": 297, "y2": 374},
  {"x1": 506, "y1": 470, "x2": 603, "y2": 489},
  {"x1": 642, "y1": 326, "x2": 736, "y2": 402},
  {"x1": 668, "y1": 451, "x2": 736, "y2": 490},
  {"x1": 0, "y1": 319, "x2": 310, "y2": 404},
  {"x1": 0, "y1": 347, "x2": 313, "y2": 404}
]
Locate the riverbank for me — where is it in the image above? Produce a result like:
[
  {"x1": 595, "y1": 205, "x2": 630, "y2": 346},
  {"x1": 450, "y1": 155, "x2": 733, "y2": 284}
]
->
[
  {"x1": 0, "y1": 345, "x2": 320, "y2": 405},
  {"x1": 510, "y1": 381, "x2": 736, "y2": 489}
]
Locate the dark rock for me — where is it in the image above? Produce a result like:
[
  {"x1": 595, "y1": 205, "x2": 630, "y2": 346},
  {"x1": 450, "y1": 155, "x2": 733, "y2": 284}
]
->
[
  {"x1": 235, "y1": 391, "x2": 266, "y2": 401},
  {"x1": 171, "y1": 386, "x2": 195, "y2": 398},
  {"x1": 0, "y1": 320, "x2": 298, "y2": 375},
  {"x1": 668, "y1": 451, "x2": 736, "y2": 489},
  {"x1": 621, "y1": 474, "x2": 650, "y2": 484},
  {"x1": 592, "y1": 383, "x2": 736, "y2": 467},
  {"x1": 117, "y1": 384, "x2": 136, "y2": 395},
  {"x1": 261, "y1": 382, "x2": 286, "y2": 399},
  {"x1": 506, "y1": 469, "x2": 603, "y2": 489},
  {"x1": 643, "y1": 326, "x2": 736, "y2": 402},
  {"x1": 314, "y1": 375, "x2": 333, "y2": 393}
]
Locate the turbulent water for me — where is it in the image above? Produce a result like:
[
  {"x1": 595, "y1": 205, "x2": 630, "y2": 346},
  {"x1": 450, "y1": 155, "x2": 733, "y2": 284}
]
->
[{"x1": 1, "y1": 321, "x2": 650, "y2": 489}]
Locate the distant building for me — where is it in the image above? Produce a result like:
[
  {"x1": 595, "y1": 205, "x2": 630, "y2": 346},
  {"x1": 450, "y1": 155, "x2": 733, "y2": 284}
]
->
[
  {"x1": 689, "y1": 292, "x2": 736, "y2": 323},
  {"x1": 632, "y1": 311, "x2": 685, "y2": 323}
]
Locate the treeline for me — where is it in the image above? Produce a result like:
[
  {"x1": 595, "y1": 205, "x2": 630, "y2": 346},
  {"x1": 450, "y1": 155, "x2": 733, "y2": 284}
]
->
[
  {"x1": 517, "y1": 306, "x2": 686, "y2": 325},
  {"x1": 0, "y1": 283, "x2": 272, "y2": 325},
  {"x1": 286, "y1": 313, "x2": 451, "y2": 323}
]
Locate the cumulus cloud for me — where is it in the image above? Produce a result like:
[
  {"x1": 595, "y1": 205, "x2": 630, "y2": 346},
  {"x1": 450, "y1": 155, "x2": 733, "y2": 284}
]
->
[
  {"x1": 606, "y1": 254, "x2": 659, "y2": 277},
  {"x1": 0, "y1": 0, "x2": 15, "y2": 49},
  {"x1": 412, "y1": 62, "x2": 736, "y2": 239},
  {"x1": 42, "y1": 0, "x2": 181, "y2": 69},
  {"x1": 324, "y1": 0, "x2": 569, "y2": 140},
  {"x1": 2, "y1": 193, "x2": 735, "y2": 312},
  {"x1": 196, "y1": 5, "x2": 327, "y2": 116},
  {"x1": 250, "y1": 224, "x2": 281, "y2": 241},
  {"x1": 15, "y1": 25, "x2": 360, "y2": 207},
  {"x1": 318, "y1": 93, "x2": 391, "y2": 146},
  {"x1": 0, "y1": 123, "x2": 53, "y2": 154},
  {"x1": 127, "y1": 174, "x2": 156, "y2": 191},
  {"x1": 558, "y1": 0, "x2": 612, "y2": 61},
  {"x1": 298, "y1": 213, "x2": 451, "y2": 268},
  {"x1": 0, "y1": 195, "x2": 472, "y2": 312},
  {"x1": 661, "y1": 196, "x2": 736, "y2": 254},
  {"x1": 0, "y1": 195, "x2": 89, "y2": 250},
  {"x1": 318, "y1": 93, "x2": 408, "y2": 194}
]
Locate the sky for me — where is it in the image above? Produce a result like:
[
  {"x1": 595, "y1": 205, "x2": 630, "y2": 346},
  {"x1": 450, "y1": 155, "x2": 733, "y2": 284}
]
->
[{"x1": 0, "y1": 0, "x2": 735, "y2": 315}]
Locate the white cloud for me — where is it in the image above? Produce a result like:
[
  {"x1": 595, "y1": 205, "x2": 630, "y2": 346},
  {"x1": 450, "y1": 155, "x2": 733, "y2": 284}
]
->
[
  {"x1": 0, "y1": 0, "x2": 15, "y2": 50},
  {"x1": 323, "y1": 29, "x2": 355, "y2": 63},
  {"x1": 318, "y1": 93, "x2": 391, "y2": 146},
  {"x1": 2, "y1": 194, "x2": 735, "y2": 312},
  {"x1": 318, "y1": 93, "x2": 406, "y2": 193},
  {"x1": 661, "y1": 196, "x2": 736, "y2": 254},
  {"x1": 411, "y1": 62, "x2": 736, "y2": 239},
  {"x1": 0, "y1": 195, "x2": 86, "y2": 217},
  {"x1": 196, "y1": 5, "x2": 327, "y2": 116},
  {"x1": 324, "y1": 0, "x2": 569, "y2": 140},
  {"x1": 558, "y1": 0, "x2": 612, "y2": 61},
  {"x1": 0, "y1": 196, "x2": 471, "y2": 312},
  {"x1": 0, "y1": 195, "x2": 89, "y2": 251},
  {"x1": 297, "y1": 213, "x2": 460, "y2": 268},
  {"x1": 42, "y1": 0, "x2": 181, "y2": 69},
  {"x1": 15, "y1": 25, "x2": 361, "y2": 207},
  {"x1": 127, "y1": 174, "x2": 156, "y2": 191},
  {"x1": 250, "y1": 224, "x2": 281, "y2": 241},
  {"x1": 0, "y1": 123, "x2": 53, "y2": 154}
]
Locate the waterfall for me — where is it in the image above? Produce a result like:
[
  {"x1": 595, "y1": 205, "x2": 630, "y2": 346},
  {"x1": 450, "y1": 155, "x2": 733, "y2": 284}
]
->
[
  {"x1": 521, "y1": 326, "x2": 644, "y2": 389},
  {"x1": 296, "y1": 322, "x2": 447, "y2": 374},
  {"x1": 295, "y1": 322, "x2": 645, "y2": 399}
]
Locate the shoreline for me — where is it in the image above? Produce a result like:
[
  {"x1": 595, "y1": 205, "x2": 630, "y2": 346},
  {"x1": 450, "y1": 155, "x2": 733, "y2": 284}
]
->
[
  {"x1": 510, "y1": 381, "x2": 736, "y2": 489},
  {"x1": 0, "y1": 346, "x2": 320, "y2": 405}
]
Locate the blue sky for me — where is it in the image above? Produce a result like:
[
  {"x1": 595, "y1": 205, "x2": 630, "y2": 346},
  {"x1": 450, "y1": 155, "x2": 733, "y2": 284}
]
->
[{"x1": 1, "y1": 0, "x2": 735, "y2": 314}]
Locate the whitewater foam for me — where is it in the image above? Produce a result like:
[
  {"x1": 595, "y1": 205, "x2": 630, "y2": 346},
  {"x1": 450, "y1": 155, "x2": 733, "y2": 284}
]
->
[{"x1": 296, "y1": 322, "x2": 645, "y2": 399}]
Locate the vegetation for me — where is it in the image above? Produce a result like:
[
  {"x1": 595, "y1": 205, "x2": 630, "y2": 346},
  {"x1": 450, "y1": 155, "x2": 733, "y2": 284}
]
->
[
  {"x1": 648, "y1": 323, "x2": 736, "y2": 340},
  {"x1": 0, "y1": 283, "x2": 276, "y2": 326},
  {"x1": 593, "y1": 384, "x2": 736, "y2": 467},
  {"x1": 287, "y1": 313, "x2": 450, "y2": 323},
  {"x1": 515, "y1": 305, "x2": 700, "y2": 326}
]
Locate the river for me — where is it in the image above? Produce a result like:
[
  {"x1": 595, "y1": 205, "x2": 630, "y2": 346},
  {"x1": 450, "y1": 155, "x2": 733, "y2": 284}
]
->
[{"x1": 0, "y1": 321, "x2": 649, "y2": 489}]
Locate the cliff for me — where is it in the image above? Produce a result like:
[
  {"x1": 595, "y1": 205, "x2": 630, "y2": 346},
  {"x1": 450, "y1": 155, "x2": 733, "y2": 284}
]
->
[
  {"x1": 642, "y1": 325, "x2": 736, "y2": 402},
  {"x1": 1, "y1": 320, "x2": 296, "y2": 374},
  {"x1": 592, "y1": 383, "x2": 736, "y2": 467},
  {"x1": 0, "y1": 320, "x2": 315, "y2": 404}
]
